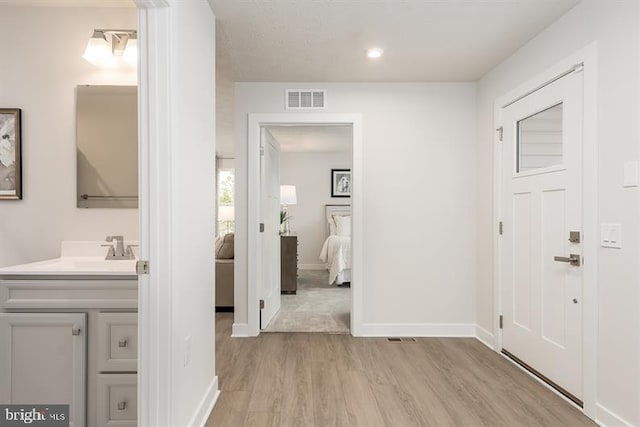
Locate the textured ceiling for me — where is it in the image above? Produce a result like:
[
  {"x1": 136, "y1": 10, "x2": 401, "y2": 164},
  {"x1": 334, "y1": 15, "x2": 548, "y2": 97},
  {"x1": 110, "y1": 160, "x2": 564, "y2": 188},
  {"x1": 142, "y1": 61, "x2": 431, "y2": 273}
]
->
[
  {"x1": 266, "y1": 125, "x2": 352, "y2": 153},
  {"x1": 213, "y1": 0, "x2": 580, "y2": 82},
  {"x1": 0, "y1": 0, "x2": 134, "y2": 6}
]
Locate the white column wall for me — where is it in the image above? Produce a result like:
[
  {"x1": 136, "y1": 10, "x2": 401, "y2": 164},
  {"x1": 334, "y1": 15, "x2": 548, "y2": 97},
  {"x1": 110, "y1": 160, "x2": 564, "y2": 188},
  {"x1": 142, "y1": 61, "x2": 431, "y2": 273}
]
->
[{"x1": 136, "y1": 1, "x2": 218, "y2": 425}]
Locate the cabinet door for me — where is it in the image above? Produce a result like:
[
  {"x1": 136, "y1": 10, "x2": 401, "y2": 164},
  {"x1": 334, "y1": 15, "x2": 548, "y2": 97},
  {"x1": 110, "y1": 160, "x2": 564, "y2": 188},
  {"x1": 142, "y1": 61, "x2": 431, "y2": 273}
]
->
[{"x1": 0, "y1": 313, "x2": 86, "y2": 427}]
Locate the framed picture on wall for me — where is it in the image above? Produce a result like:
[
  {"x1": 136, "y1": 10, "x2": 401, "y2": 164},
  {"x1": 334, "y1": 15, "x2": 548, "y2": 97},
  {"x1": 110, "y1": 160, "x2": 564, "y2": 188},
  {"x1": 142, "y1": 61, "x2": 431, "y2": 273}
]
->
[
  {"x1": 0, "y1": 108, "x2": 22, "y2": 200},
  {"x1": 331, "y1": 169, "x2": 351, "y2": 198}
]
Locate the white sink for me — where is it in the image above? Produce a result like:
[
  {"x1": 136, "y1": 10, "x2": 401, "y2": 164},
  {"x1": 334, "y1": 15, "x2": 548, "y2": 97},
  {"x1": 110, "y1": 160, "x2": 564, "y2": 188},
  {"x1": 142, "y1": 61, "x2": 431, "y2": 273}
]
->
[{"x1": 0, "y1": 241, "x2": 138, "y2": 276}]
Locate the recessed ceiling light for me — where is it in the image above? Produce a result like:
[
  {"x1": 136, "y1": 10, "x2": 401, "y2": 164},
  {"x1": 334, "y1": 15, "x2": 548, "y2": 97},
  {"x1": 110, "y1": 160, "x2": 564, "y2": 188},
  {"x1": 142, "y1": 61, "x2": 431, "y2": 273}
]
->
[{"x1": 366, "y1": 48, "x2": 384, "y2": 59}]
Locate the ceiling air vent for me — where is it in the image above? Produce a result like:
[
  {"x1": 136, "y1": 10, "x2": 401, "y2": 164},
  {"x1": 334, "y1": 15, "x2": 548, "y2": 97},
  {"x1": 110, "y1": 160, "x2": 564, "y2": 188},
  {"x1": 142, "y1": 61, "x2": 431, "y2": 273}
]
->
[{"x1": 286, "y1": 89, "x2": 326, "y2": 110}]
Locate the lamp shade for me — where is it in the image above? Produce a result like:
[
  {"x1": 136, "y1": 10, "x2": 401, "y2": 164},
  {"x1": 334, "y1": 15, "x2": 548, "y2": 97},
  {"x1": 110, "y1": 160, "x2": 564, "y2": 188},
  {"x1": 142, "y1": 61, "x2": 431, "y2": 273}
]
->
[
  {"x1": 280, "y1": 185, "x2": 297, "y2": 205},
  {"x1": 82, "y1": 31, "x2": 114, "y2": 67},
  {"x1": 218, "y1": 205, "x2": 234, "y2": 222},
  {"x1": 123, "y1": 37, "x2": 137, "y2": 66}
]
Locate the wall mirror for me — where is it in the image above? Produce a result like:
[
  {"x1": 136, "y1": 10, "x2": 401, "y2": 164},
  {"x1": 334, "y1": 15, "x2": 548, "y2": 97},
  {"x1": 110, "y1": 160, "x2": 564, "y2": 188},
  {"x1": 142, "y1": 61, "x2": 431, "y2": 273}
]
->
[{"x1": 76, "y1": 85, "x2": 138, "y2": 208}]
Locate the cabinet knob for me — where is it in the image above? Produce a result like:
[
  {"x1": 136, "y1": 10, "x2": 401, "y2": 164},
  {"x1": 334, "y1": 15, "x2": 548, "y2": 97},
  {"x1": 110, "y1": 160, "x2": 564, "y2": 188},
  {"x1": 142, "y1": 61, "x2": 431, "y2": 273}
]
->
[
  {"x1": 118, "y1": 338, "x2": 128, "y2": 348},
  {"x1": 117, "y1": 401, "x2": 127, "y2": 411}
]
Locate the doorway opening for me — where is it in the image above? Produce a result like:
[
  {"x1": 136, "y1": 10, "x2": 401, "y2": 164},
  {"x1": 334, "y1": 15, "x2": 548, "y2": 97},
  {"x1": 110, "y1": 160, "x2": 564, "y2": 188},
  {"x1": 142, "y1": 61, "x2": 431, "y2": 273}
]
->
[
  {"x1": 260, "y1": 125, "x2": 353, "y2": 333},
  {"x1": 246, "y1": 113, "x2": 363, "y2": 337}
]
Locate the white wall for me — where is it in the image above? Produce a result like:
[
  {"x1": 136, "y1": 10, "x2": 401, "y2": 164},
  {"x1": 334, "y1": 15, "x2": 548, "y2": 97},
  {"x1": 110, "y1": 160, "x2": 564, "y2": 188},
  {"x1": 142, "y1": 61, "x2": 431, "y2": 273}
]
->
[
  {"x1": 476, "y1": 0, "x2": 639, "y2": 424},
  {"x1": 167, "y1": 1, "x2": 217, "y2": 425},
  {"x1": 216, "y1": 65, "x2": 235, "y2": 157},
  {"x1": 0, "y1": 7, "x2": 138, "y2": 268},
  {"x1": 280, "y1": 150, "x2": 351, "y2": 267},
  {"x1": 235, "y1": 83, "x2": 477, "y2": 333}
]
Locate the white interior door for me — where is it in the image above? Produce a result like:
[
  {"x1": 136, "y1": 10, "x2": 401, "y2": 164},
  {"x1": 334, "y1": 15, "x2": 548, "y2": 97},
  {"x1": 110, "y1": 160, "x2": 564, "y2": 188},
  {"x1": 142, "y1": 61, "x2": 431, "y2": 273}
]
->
[
  {"x1": 500, "y1": 69, "x2": 584, "y2": 402},
  {"x1": 260, "y1": 129, "x2": 281, "y2": 329}
]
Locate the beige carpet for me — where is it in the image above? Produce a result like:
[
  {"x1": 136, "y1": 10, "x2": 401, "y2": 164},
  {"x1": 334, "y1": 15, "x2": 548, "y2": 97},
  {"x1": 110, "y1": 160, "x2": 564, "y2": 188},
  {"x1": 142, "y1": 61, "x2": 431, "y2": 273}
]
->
[{"x1": 263, "y1": 269, "x2": 351, "y2": 333}]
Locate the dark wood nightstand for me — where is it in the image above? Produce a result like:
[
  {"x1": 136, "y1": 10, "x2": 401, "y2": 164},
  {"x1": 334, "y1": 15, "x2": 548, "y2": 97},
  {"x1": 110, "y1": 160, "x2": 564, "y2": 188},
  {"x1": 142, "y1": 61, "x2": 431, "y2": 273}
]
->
[{"x1": 280, "y1": 233, "x2": 298, "y2": 294}]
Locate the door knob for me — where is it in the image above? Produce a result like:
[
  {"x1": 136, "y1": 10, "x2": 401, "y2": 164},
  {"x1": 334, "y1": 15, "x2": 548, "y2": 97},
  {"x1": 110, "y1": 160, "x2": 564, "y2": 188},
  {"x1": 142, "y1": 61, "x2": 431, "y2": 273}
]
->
[{"x1": 554, "y1": 254, "x2": 581, "y2": 266}]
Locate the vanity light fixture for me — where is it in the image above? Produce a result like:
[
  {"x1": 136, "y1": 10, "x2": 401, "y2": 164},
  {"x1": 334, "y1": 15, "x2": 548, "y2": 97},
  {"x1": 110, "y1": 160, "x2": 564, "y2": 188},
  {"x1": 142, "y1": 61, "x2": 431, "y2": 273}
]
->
[
  {"x1": 83, "y1": 29, "x2": 137, "y2": 68},
  {"x1": 366, "y1": 47, "x2": 384, "y2": 59}
]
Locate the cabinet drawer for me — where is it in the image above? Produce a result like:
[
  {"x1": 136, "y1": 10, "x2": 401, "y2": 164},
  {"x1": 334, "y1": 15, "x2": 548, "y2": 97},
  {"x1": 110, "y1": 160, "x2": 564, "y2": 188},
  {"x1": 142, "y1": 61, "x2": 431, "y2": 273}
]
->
[
  {"x1": 97, "y1": 374, "x2": 137, "y2": 427},
  {"x1": 98, "y1": 313, "x2": 137, "y2": 372}
]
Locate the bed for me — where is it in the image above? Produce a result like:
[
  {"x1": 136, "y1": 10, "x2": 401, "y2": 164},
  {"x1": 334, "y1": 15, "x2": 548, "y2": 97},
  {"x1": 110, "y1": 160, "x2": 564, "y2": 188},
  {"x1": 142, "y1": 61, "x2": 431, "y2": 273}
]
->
[{"x1": 319, "y1": 205, "x2": 352, "y2": 285}]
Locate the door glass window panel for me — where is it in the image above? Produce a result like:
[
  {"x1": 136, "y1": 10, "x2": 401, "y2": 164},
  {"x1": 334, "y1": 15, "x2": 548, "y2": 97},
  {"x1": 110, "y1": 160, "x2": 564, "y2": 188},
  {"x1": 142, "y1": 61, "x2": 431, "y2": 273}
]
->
[{"x1": 517, "y1": 103, "x2": 563, "y2": 173}]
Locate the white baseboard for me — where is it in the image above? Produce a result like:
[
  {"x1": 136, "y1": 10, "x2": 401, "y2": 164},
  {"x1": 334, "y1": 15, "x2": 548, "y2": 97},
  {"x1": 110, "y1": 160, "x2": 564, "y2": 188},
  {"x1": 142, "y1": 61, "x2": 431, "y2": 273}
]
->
[
  {"x1": 231, "y1": 322, "x2": 249, "y2": 337},
  {"x1": 475, "y1": 325, "x2": 497, "y2": 350},
  {"x1": 189, "y1": 376, "x2": 220, "y2": 427},
  {"x1": 299, "y1": 264, "x2": 326, "y2": 270},
  {"x1": 358, "y1": 322, "x2": 476, "y2": 337},
  {"x1": 596, "y1": 403, "x2": 633, "y2": 427}
]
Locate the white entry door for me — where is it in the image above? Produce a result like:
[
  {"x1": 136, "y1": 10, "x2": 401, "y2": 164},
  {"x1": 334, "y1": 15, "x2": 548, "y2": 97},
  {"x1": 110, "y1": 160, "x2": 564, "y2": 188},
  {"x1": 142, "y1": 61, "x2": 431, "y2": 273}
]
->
[
  {"x1": 500, "y1": 69, "x2": 584, "y2": 402},
  {"x1": 260, "y1": 129, "x2": 281, "y2": 329}
]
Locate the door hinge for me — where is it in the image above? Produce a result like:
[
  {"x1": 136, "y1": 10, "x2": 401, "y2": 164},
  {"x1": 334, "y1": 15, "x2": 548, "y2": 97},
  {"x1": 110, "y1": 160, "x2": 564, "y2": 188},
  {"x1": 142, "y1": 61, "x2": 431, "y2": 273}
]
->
[
  {"x1": 499, "y1": 221, "x2": 503, "y2": 235},
  {"x1": 499, "y1": 315, "x2": 503, "y2": 329},
  {"x1": 260, "y1": 146, "x2": 265, "y2": 156},
  {"x1": 259, "y1": 299, "x2": 265, "y2": 309},
  {"x1": 136, "y1": 260, "x2": 149, "y2": 275},
  {"x1": 72, "y1": 328, "x2": 81, "y2": 336},
  {"x1": 496, "y1": 126, "x2": 504, "y2": 142},
  {"x1": 259, "y1": 223, "x2": 265, "y2": 232}
]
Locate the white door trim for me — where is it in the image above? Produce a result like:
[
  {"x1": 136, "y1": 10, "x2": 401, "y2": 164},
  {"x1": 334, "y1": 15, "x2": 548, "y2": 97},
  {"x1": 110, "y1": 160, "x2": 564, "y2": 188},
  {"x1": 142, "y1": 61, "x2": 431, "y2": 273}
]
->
[
  {"x1": 246, "y1": 113, "x2": 363, "y2": 337},
  {"x1": 493, "y1": 42, "x2": 598, "y2": 419}
]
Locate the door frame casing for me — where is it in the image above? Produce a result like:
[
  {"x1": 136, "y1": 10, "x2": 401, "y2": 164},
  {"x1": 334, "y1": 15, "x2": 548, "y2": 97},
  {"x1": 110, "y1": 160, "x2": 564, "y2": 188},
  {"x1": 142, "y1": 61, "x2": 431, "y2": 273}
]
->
[
  {"x1": 493, "y1": 43, "x2": 598, "y2": 418},
  {"x1": 246, "y1": 113, "x2": 363, "y2": 337}
]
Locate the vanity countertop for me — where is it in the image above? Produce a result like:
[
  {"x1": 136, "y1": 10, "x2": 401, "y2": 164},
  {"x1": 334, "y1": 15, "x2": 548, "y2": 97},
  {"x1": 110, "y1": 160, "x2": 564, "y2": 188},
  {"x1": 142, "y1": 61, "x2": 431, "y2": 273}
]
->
[
  {"x1": 0, "y1": 257, "x2": 137, "y2": 276},
  {"x1": 0, "y1": 241, "x2": 138, "y2": 277}
]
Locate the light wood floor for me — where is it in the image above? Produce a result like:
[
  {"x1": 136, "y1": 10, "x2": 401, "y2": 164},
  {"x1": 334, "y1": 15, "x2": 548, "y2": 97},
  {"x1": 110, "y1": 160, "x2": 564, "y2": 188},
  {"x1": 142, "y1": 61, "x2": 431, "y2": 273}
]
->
[{"x1": 206, "y1": 313, "x2": 595, "y2": 427}]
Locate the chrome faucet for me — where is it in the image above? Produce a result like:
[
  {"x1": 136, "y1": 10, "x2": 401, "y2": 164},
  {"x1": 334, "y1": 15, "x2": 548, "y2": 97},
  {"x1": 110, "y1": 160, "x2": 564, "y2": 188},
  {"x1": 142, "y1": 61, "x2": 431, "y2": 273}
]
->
[{"x1": 104, "y1": 235, "x2": 135, "y2": 260}]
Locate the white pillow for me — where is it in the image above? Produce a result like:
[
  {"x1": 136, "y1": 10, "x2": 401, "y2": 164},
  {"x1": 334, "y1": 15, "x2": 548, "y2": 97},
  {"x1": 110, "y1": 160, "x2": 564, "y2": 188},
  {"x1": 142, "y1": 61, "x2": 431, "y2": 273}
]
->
[
  {"x1": 333, "y1": 215, "x2": 351, "y2": 237},
  {"x1": 328, "y1": 215, "x2": 337, "y2": 235}
]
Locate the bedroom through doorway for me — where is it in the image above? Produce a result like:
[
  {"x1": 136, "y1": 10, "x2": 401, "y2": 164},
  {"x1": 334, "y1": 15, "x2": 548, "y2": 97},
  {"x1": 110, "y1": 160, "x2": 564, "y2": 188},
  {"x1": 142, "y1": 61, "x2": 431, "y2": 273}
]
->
[{"x1": 262, "y1": 124, "x2": 353, "y2": 333}]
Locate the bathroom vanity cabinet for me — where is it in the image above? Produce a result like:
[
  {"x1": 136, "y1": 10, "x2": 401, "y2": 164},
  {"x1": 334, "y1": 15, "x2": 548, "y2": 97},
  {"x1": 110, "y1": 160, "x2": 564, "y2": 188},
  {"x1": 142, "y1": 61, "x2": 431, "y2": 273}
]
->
[{"x1": 0, "y1": 276, "x2": 138, "y2": 427}]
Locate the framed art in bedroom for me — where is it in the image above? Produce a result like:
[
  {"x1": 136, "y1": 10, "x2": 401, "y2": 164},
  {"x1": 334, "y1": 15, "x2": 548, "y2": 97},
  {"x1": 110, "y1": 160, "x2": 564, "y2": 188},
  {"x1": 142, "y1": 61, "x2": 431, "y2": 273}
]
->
[
  {"x1": 331, "y1": 169, "x2": 351, "y2": 198},
  {"x1": 0, "y1": 108, "x2": 22, "y2": 200}
]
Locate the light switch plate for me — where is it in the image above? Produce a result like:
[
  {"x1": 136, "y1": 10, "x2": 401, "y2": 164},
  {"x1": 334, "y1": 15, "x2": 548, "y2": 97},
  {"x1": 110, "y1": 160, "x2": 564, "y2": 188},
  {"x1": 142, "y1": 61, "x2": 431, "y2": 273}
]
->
[
  {"x1": 623, "y1": 161, "x2": 639, "y2": 187},
  {"x1": 601, "y1": 223, "x2": 622, "y2": 249}
]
